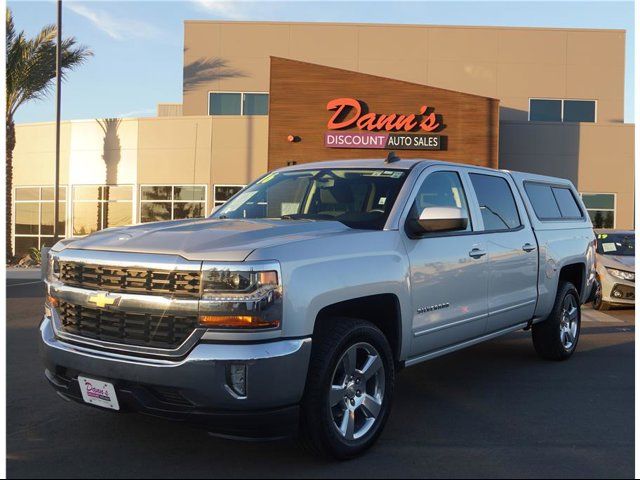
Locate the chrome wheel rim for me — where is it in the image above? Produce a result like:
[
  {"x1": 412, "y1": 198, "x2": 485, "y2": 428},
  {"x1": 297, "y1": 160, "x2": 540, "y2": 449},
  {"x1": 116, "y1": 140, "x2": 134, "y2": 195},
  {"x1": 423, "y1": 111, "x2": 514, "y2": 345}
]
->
[
  {"x1": 329, "y1": 342, "x2": 385, "y2": 441},
  {"x1": 560, "y1": 294, "x2": 579, "y2": 350}
]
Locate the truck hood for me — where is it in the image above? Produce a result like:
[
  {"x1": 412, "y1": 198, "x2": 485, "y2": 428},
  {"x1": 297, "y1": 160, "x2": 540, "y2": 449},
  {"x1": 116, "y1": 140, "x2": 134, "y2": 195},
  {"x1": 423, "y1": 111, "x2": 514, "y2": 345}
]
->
[
  {"x1": 598, "y1": 253, "x2": 635, "y2": 272},
  {"x1": 59, "y1": 218, "x2": 354, "y2": 261}
]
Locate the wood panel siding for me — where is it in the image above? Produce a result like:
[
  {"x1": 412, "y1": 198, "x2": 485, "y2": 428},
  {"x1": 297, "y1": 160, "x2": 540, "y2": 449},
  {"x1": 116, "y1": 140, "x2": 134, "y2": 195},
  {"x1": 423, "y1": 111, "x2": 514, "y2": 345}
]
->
[{"x1": 268, "y1": 57, "x2": 499, "y2": 170}]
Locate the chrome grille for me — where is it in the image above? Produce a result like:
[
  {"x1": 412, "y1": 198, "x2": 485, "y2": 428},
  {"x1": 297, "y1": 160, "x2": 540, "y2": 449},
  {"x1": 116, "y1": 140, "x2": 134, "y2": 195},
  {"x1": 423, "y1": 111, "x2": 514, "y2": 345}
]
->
[
  {"x1": 59, "y1": 262, "x2": 201, "y2": 298},
  {"x1": 57, "y1": 300, "x2": 198, "y2": 349}
]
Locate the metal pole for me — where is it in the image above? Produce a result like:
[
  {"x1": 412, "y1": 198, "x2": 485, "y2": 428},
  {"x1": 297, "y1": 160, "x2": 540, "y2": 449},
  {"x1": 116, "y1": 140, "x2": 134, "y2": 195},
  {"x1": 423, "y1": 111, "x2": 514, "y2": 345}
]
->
[{"x1": 53, "y1": 0, "x2": 62, "y2": 243}]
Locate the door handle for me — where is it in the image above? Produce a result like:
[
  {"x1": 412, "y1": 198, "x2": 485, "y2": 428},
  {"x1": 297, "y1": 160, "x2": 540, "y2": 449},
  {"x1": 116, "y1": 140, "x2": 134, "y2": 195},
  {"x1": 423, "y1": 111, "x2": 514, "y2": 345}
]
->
[
  {"x1": 522, "y1": 243, "x2": 537, "y2": 252},
  {"x1": 469, "y1": 248, "x2": 487, "y2": 259}
]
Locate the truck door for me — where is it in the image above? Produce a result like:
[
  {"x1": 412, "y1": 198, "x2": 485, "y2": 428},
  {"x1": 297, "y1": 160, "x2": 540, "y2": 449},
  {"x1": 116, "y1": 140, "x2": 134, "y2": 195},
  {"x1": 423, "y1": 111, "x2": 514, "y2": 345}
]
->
[
  {"x1": 466, "y1": 172, "x2": 538, "y2": 332},
  {"x1": 401, "y1": 167, "x2": 489, "y2": 358}
]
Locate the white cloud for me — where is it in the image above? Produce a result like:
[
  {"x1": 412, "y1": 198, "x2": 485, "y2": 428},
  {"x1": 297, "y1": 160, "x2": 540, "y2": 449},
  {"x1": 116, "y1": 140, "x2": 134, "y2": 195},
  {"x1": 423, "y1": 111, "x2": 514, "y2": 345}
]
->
[
  {"x1": 191, "y1": 1, "x2": 248, "y2": 20},
  {"x1": 66, "y1": 2, "x2": 162, "y2": 41},
  {"x1": 115, "y1": 108, "x2": 156, "y2": 118}
]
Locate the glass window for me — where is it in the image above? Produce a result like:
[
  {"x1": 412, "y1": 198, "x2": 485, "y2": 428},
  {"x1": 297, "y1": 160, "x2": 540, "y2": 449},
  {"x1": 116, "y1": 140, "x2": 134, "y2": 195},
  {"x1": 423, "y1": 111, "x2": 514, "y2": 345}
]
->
[
  {"x1": 243, "y1": 93, "x2": 269, "y2": 115},
  {"x1": 214, "y1": 185, "x2": 244, "y2": 207},
  {"x1": 140, "y1": 185, "x2": 207, "y2": 223},
  {"x1": 15, "y1": 188, "x2": 40, "y2": 201},
  {"x1": 411, "y1": 171, "x2": 471, "y2": 232},
  {"x1": 141, "y1": 203, "x2": 171, "y2": 223},
  {"x1": 563, "y1": 100, "x2": 596, "y2": 123},
  {"x1": 530, "y1": 99, "x2": 562, "y2": 122},
  {"x1": 174, "y1": 185, "x2": 206, "y2": 201},
  {"x1": 141, "y1": 186, "x2": 172, "y2": 200},
  {"x1": 525, "y1": 183, "x2": 561, "y2": 220},
  {"x1": 582, "y1": 193, "x2": 615, "y2": 228},
  {"x1": 13, "y1": 186, "x2": 68, "y2": 257},
  {"x1": 596, "y1": 232, "x2": 634, "y2": 256},
  {"x1": 41, "y1": 203, "x2": 66, "y2": 235},
  {"x1": 41, "y1": 186, "x2": 67, "y2": 201},
  {"x1": 72, "y1": 185, "x2": 133, "y2": 235},
  {"x1": 469, "y1": 174, "x2": 521, "y2": 231},
  {"x1": 215, "y1": 169, "x2": 408, "y2": 231},
  {"x1": 15, "y1": 203, "x2": 39, "y2": 235},
  {"x1": 209, "y1": 92, "x2": 242, "y2": 115},
  {"x1": 552, "y1": 187, "x2": 582, "y2": 218}
]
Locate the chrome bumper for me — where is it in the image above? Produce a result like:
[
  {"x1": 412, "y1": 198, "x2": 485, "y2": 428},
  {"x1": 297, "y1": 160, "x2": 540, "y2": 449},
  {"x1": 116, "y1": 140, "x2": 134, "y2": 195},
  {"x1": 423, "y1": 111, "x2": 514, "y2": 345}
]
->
[{"x1": 39, "y1": 317, "x2": 312, "y2": 411}]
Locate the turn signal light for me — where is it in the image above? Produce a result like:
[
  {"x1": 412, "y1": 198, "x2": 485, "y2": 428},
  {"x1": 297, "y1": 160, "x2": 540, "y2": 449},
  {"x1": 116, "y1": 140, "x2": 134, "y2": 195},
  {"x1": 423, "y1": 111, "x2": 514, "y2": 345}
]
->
[
  {"x1": 198, "y1": 315, "x2": 280, "y2": 329},
  {"x1": 46, "y1": 295, "x2": 59, "y2": 308}
]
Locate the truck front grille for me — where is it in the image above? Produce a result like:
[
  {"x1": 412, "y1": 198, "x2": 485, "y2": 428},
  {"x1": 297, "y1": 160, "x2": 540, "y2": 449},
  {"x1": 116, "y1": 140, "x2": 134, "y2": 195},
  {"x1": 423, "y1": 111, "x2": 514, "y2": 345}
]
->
[
  {"x1": 57, "y1": 300, "x2": 199, "y2": 349},
  {"x1": 59, "y1": 262, "x2": 201, "y2": 298}
]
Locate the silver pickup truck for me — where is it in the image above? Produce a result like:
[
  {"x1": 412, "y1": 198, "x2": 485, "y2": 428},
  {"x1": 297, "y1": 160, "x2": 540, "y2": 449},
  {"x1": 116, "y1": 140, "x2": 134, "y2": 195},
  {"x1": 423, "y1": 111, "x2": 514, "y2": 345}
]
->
[{"x1": 41, "y1": 158, "x2": 596, "y2": 459}]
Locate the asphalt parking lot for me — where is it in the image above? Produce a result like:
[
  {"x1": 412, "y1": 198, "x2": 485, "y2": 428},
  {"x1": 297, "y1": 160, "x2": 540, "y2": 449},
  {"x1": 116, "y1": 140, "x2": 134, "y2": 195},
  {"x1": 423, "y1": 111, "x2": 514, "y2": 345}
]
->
[{"x1": 6, "y1": 279, "x2": 634, "y2": 479}]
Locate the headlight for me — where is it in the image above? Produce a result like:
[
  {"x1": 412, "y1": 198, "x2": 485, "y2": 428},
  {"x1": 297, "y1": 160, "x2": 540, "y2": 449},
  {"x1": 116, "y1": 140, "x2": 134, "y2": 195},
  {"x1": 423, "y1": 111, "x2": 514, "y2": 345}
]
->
[
  {"x1": 606, "y1": 267, "x2": 635, "y2": 282},
  {"x1": 46, "y1": 253, "x2": 60, "y2": 281},
  {"x1": 199, "y1": 262, "x2": 282, "y2": 329}
]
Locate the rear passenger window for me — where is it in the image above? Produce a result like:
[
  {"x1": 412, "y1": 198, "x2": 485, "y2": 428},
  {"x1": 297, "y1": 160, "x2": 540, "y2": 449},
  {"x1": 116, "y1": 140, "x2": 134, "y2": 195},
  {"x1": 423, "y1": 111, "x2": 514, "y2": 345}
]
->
[
  {"x1": 552, "y1": 187, "x2": 582, "y2": 218},
  {"x1": 469, "y1": 174, "x2": 521, "y2": 231},
  {"x1": 525, "y1": 183, "x2": 561, "y2": 219},
  {"x1": 524, "y1": 182, "x2": 584, "y2": 221}
]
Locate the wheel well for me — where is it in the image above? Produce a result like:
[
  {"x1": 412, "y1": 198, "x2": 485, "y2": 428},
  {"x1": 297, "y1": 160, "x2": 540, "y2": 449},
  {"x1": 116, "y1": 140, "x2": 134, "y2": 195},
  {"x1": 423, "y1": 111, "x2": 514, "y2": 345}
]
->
[
  {"x1": 314, "y1": 294, "x2": 402, "y2": 361},
  {"x1": 559, "y1": 263, "x2": 585, "y2": 296}
]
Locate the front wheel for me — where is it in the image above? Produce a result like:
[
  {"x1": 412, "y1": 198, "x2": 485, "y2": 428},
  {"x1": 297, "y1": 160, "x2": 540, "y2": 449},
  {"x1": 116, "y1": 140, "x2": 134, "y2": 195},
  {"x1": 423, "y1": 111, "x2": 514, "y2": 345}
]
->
[
  {"x1": 300, "y1": 317, "x2": 395, "y2": 459},
  {"x1": 532, "y1": 281, "x2": 581, "y2": 360},
  {"x1": 592, "y1": 278, "x2": 611, "y2": 311}
]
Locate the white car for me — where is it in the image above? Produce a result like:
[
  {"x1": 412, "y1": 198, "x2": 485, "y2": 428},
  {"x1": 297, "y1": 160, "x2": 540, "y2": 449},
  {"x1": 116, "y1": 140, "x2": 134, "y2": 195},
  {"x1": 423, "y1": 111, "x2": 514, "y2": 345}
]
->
[{"x1": 592, "y1": 229, "x2": 635, "y2": 310}]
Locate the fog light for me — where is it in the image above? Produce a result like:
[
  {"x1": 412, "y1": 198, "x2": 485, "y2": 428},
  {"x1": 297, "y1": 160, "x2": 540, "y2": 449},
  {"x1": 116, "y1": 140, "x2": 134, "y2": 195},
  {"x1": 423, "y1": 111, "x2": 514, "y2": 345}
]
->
[
  {"x1": 227, "y1": 364, "x2": 247, "y2": 397},
  {"x1": 613, "y1": 289, "x2": 623, "y2": 298}
]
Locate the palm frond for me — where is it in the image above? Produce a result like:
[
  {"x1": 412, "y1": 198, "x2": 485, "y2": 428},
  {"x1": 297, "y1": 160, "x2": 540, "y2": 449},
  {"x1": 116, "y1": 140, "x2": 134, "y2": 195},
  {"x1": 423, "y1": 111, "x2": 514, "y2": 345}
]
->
[{"x1": 5, "y1": 7, "x2": 92, "y2": 118}]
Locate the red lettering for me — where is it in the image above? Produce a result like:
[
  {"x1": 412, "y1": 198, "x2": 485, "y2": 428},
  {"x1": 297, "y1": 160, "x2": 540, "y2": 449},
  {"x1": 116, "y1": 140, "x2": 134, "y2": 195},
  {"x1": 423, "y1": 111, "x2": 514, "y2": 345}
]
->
[
  {"x1": 327, "y1": 98, "x2": 442, "y2": 133},
  {"x1": 327, "y1": 98, "x2": 361, "y2": 130}
]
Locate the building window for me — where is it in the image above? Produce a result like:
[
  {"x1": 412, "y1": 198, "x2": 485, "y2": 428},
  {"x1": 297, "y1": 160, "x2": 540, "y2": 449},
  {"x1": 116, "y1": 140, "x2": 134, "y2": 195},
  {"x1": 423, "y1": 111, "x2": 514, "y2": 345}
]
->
[
  {"x1": 140, "y1": 185, "x2": 206, "y2": 223},
  {"x1": 213, "y1": 185, "x2": 245, "y2": 207},
  {"x1": 72, "y1": 185, "x2": 133, "y2": 236},
  {"x1": 14, "y1": 186, "x2": 67, "y2": 256},
  {"x1": 208, "y1": 92, "x2": 269, "y2": 116},
  {"x1": 581, "y1": 193, "x2": 615, "y2": 228},
  {"x1": 529, "y1": 99, "x2": 596, "y2": 123}
]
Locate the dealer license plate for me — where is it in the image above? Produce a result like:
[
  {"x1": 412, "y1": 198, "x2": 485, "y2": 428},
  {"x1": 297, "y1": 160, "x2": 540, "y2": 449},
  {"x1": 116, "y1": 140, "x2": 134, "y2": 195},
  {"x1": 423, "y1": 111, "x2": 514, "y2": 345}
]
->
[{"x1": 78, "y1": 376, "x2": 120, "y2": 411}]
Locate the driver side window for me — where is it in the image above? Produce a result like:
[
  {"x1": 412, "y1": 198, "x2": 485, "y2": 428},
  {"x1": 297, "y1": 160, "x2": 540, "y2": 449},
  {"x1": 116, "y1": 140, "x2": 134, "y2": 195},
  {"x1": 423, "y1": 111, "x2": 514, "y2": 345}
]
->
[{"x1": 412, "y1": 171, "x2": 472, "y2": 232}]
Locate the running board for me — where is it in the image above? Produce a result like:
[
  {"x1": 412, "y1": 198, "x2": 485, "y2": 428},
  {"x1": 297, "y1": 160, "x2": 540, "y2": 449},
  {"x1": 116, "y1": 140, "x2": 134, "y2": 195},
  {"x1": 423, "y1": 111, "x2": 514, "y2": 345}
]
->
[{"x1": 404, "y1": 322, "x2": 529, "y2": 367}]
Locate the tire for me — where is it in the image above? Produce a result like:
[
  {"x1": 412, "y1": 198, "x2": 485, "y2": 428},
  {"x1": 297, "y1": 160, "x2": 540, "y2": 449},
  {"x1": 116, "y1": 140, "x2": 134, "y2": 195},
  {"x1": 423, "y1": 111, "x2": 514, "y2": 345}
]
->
[
  {"x1": 532, "y1": 281, "x2": 581, "y2": 361},
  {"x1": 300, "y1": 317, "x2": 395, "y2": 459},
  {"x1": 592, "y1": 278, "x2": 611, "y2": 311}
]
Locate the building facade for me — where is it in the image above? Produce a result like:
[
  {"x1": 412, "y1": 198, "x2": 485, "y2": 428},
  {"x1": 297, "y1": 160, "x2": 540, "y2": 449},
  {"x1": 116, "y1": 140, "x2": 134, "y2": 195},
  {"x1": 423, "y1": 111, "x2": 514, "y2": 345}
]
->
[{"x1": 11, "y1": 21, "x2": 634, "y2": 256}]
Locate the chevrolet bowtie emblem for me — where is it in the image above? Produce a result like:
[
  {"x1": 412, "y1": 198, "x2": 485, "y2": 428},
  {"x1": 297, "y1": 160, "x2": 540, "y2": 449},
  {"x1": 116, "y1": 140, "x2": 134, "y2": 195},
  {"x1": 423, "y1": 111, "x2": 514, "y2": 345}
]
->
[{"x1": 88, "y1": 293, "x2": 119, "y2": 308}]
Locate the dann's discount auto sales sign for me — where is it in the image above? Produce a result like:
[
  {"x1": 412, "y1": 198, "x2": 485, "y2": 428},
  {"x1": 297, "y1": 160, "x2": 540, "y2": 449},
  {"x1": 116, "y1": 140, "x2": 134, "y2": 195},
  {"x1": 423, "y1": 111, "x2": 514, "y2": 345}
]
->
[{"x1": 323, "y1": 97, "x2": 445, "y2": 150}]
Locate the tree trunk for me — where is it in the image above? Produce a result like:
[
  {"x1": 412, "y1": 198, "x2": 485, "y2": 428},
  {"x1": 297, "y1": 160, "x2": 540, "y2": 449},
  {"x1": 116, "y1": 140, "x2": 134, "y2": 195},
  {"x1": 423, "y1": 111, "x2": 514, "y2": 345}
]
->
[{"x1": 6, "y1": 116, "x2": 15, "y2": 262}]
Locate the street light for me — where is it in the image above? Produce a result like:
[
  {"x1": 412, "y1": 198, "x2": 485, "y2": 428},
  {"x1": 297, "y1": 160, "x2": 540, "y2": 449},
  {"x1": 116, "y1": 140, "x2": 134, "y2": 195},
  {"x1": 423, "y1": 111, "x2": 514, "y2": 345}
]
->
[{"x1": 53, "y1": 0, "x2": 62, "y2": 244}]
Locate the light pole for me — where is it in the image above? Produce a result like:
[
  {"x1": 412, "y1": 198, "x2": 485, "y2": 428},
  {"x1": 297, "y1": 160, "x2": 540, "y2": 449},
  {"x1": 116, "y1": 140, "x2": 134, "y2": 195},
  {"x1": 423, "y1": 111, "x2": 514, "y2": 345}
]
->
[{"x1": 53, "y1": 0, "x2": 62, "y2": 244}]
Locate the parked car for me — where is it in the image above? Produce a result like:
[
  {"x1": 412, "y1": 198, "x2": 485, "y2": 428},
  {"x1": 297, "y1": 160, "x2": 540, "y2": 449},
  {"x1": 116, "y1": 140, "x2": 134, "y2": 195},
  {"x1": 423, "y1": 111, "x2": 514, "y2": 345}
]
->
[
  {"x1": 592, "y1": 229, "x2": 635, "y2": 310},
  {"x1": 41, "y1": 158, "x2": 596, "y2": 459}
]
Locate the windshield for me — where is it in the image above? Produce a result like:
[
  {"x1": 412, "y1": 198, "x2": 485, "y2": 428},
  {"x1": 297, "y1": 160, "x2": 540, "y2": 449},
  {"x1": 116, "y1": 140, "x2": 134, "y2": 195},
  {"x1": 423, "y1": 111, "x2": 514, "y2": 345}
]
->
[
  {"x1": 213, "y1": 168, "x2": 408, "y2": 230},
  {"x1": 596, "y1": 233, "x2": 635, "y2": 256}
]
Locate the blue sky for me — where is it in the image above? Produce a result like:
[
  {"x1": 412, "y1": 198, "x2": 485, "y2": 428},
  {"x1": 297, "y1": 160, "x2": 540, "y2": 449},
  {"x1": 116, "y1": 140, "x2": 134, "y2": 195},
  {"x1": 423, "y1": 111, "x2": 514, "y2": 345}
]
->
[{"x1": 9, "y1": 0, "x2": 636, "y2": 124}]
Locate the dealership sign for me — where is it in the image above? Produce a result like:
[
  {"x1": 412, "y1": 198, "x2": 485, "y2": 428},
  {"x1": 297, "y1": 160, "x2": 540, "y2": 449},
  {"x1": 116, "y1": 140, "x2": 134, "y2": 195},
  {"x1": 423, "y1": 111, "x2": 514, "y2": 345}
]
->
[
  {"x1": 324, "y1": 97, "x2": 445, "y2": 150},
  {"x1": 325, "y1": 132, "x2": 441, "y2": 150}
]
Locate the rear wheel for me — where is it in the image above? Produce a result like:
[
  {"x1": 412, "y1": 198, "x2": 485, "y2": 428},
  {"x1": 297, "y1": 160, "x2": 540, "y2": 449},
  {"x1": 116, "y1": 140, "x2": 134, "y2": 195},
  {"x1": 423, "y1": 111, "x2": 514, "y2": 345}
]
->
[
  {"x1": 532, "y1": 281, "x2": 581, "y2": 360},
  {"x1": 300, "y1": 317, "x2": 394, "y2": 459}
]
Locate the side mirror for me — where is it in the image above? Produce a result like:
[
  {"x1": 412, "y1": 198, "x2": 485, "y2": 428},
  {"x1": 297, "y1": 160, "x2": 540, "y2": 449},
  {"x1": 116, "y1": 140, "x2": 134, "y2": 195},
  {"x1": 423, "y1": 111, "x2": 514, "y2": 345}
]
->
[{"x1": 411, "y1": 206, "x2": 469, "y2": 234}]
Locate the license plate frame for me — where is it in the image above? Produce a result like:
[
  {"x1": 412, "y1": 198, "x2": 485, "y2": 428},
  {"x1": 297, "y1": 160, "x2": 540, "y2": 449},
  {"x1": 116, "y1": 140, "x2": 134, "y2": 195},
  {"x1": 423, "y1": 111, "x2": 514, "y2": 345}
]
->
[{"x1": 78, "y1": 376, "x2": 120, "y2": 411}]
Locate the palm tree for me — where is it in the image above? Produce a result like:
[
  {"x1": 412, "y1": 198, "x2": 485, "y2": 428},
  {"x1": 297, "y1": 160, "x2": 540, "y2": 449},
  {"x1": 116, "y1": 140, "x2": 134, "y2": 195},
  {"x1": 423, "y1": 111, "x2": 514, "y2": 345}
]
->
[{"x1": 6, "y1": 8, "x2": 91, "y2": 260}]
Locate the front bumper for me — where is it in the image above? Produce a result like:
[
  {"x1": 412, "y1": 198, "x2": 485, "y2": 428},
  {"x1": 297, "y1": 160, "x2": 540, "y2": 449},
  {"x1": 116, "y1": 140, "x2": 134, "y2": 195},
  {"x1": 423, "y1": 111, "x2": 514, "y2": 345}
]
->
[
  {"x1": 39, "y1": 317, "x2": 312, "y2": 438},
  {"x1": 600, "y1": 273, "x2": 635, "y2": 306}
]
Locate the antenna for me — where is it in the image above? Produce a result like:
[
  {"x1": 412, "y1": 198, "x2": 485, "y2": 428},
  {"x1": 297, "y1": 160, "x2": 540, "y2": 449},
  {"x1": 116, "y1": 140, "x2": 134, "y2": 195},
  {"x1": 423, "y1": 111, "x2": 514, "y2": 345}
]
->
[{"x1": 385, "y1": 151, "x2": 400, "y2": 163}]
